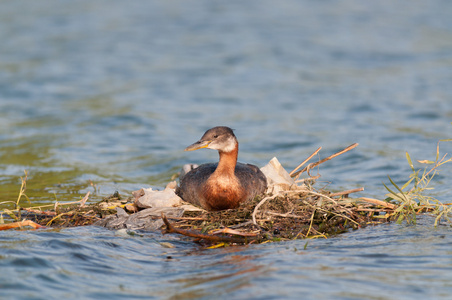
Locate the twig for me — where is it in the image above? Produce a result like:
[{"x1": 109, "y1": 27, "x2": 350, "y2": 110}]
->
[
  {"x1": 252, "y1": 194, "x2": 280, "y2": 225},
  {"x1": 229, "y1": 221, "x2": 254, "y2": 229},
  {"x1": 210, "y1": 227, "x2": 259, "y2": 237},
  {"x1": 307, "y1": 190, "x2": 338, "y2": 205},
  {"x1": 165, "y1": 216, "x2": 207, "y2": 221},
  {"x1": 355, "y1": 208, "x2": 388, "y2": 212},
  {"x1": 46, "y1": 212, "x2": 74, "y2": 227},
  {"x1": 4, "y1": 199, "x2": 89, "y2": 214},
  {"x1": 79, "y1": 192, "x2": 90, "y2": 208},
  {"x1": 330, "y1": 187, "x2": 364, "y2": 198},
  {"x1": 291, "y1": 143, "x2": 359, "y2": 178},
  {"x1": 161, "y1": 213, "x2": 258, "y2": 244},
  {"x1": 302, "y1": 200, "x2": 360, "y2": 226},
  {"x1": 22, "y1": 208, "x2": 56, "y2": 216},
  {"x1": 359, "y1": 197, "x2": 397, "y2": 209},
  {"x1": 0, "y1": 220, "x2": 45, "y2": 231},
  {"x1": 266, "y1": 211, "x2": 308, "y2": 220},
  {"x1": 289, "y1": 147, "x2": 322, "y2": 176},
  {"x1": 295, "y1": 174, "x2": 321, "y2": 184}
]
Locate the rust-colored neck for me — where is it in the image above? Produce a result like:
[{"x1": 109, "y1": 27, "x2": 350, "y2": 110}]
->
[{"x1": 214, "y1": 143, "x2": 238, "y2": 177}]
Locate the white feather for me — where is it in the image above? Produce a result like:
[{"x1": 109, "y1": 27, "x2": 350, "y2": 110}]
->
[{"x1": 208, "y1": 136, "x2": 237, "y2": 152}]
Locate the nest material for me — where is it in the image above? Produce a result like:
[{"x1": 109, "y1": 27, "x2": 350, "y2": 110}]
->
[
  {"x1": 3, "y1": 187, "x2": 395, "y2": 244},
  {"x1": 159, "y1": 143, "x2": 397, "y2": 245},
  {"x1": 1, "y1": 143, "x2": 398, "y2": 245},
  {"x1": 161, "y1": 187, "x2": 395, "y2": 244}
]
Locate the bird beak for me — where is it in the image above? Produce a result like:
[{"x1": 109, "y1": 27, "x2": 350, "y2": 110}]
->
[{"x1": 184, "y1": 140, "x2": 211, "y2": 151}]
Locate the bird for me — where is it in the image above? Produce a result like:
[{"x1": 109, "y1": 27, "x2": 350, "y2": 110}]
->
[{"x1": 177, "y1": 126, "x2": 267, "y2": 211}]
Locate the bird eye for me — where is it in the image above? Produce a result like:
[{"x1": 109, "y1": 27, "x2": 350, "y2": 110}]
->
[{"x1": 213, "y1": 135, "x2": 218, "y2": 138}]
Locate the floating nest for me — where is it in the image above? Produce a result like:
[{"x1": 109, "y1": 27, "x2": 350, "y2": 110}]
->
[
  {"x1": 161, "y1": 189, "x2": 396, "y2": 245},
  {"x1": 8, "y1": 186, "x2": 396, "y2": 245},
  {"x1": 1, "y1": 143, "x2": 399, "y2": 246}
]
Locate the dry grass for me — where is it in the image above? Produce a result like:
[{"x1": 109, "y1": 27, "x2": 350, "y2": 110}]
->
[{"x1": 163, "y1": 185, "x2": 394, "y2": 245}]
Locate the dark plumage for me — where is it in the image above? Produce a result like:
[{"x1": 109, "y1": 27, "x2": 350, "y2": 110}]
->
[{"x1": 177, "y1": 126, "x2": 267, "y2": 211}]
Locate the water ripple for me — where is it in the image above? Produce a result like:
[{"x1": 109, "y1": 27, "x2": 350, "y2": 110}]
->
[{"x1": 1, "y1": 0, "x2": 452, "y2": 298}]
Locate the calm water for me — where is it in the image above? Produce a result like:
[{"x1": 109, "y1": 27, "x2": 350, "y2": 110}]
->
[{"x1": 1, "y1": 0, "x2": 452, "y2": 299}]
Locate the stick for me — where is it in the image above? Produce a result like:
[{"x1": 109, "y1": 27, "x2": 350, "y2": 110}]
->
[
  {"x1": 355, "y1": 208, "x2": 388, "y2": 212},
  {"x1": 46, "y1": 212, "x2": 73, "y2": 227},
  {"x1": 0, "y1": 220, "x2": 45, "y2": 231},
  {"x1": 161, "y1": 213, "x2": 258, "y2": 244},
  {"x1": 291, "y1": 143, "x2": 359, "y2": 178},
  {"x1": 302, "y1": 200, "x2": 360, "y2": 226},
  {"x1": 252, "y1": 194, "x2": 279, "y2": 225},
  {"x1": 165, "y1": 216, "x2": 207, "y2": 221},
  {"x1": 295, "y1": 174, "x2": 321, "y2": 184},
  {"x1": 359, "y1": 197, "x2": 397, "y2": 209},
  {"x1": 330, "y1": 187, "x2": 364, "y2": 197},
  {"x1": 79, "y1": 192, "x2": 90, "y2": 208},
  {"x1": 289, "y1": 147, "x2": 322, "y2": 176},
  {"x1": 266, "y1": 211, "x2": 308, "y2": 219},
  {"x1": 22, "y1": 208, "x2": 57, "y2": 216},
  {"x1": 210, "y1": 228, "x2": 259, "y2": 237},
  {"x1": 6, "y1": 199, "x2": 91, "y2": 214},
  {"x1": 307, "y1": 190, "x2": 338, "y2": 205}
]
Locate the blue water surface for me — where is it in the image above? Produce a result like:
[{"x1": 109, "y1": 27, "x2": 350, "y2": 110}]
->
[{"x1": 1, "y1": 0, "x2": 452, "y2": 299}]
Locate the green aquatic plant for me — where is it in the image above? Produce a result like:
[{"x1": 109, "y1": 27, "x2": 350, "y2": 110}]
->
[
  {"x1": 0, "y1": 170, "x2": 91, "y2": 226},
  {"x1": 384, "y1": 139, "x2": 452, "y2": 226},
  {"x1": 0, "y1": 170, "x2": 30, "y2": 222},
  {"x1": 16, "y1": 170, "x2": 31, "y2": 207}
]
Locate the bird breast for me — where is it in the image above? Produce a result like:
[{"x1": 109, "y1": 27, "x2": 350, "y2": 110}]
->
[{"x1": 202, "y1": 174, "x2": 245, "y2": 210}]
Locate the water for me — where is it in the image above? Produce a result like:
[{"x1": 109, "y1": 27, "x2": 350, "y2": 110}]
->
[
  {"x1": 1, "y1": 217, "x2": 452, "y2": 299},
  {"x1": 1, "y1": 0, "x2": 452, "y2": 298}
]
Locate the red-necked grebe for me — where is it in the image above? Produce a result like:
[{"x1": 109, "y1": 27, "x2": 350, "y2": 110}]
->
[{"x1": 177, "y1": 126, "x2": 267, "y2": 211}]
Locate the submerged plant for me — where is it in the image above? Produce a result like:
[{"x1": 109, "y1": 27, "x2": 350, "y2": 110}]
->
[{"x1": 384, "y1": 139, "x2": 452, "y2": 226}]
